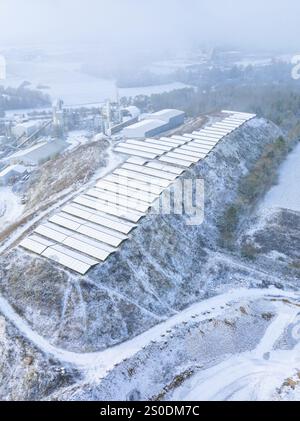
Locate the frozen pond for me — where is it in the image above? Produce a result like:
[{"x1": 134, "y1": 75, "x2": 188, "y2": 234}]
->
[{"x1": 261, "y1": 142, "x2": 300, "y2": 212}]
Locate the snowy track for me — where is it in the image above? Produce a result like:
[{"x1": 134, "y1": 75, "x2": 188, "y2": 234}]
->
[
  {"x1": 0, "y1": 287, "x2": 299, "y2": 384},
  {"x1": 171, "y1": 300, "x2": 300, "y2": 401}
]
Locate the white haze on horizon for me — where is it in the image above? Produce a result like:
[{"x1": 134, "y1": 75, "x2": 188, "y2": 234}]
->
[{"x1": 0, "y1": 0, "x2": 300, "y2": 54}]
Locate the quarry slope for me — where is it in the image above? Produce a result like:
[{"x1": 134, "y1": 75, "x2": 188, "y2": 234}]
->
[{"x1": 0, "y1": 117, "x2": 289, "y2": 355}]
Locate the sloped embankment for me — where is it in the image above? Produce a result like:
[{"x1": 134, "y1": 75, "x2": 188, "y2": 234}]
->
[
  {"x1": 0, "y1": 118, "x2": 285, "y2": 353},
  {"x1": 241, "y1": 208, "x2": 300, "y2": 281}
]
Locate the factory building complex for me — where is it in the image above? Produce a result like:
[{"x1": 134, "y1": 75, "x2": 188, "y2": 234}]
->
[
  {"x1": 123, "y1": 109, "x2": 185, "y2": 139},
  {"x1": 7, "y1": 139, "x2": 67, "y2": 166}
]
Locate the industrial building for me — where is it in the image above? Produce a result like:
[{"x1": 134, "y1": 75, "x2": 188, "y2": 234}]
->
[
  {"x1": 12, "y1": 120, "x2": 41, "y2": 139},
  {"x1": 123, "y1": 119, "x2": 170, "y2": 139},
  {"x1": 0, "y1": 164, "x2": 27, "y2": 185},
  {"x1": 123, "y1": 109, "x2": 185, "y2": 139},
  {"x1": 8, "y1": 139, "x2": 67, "y2": 166},
  {"x1": 144, "y1": 109, "x2": 185, "y2": 128}
]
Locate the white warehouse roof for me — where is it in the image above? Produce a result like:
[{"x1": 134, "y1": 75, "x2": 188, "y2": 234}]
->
[
  {"x1": 0, "y1": 164, "x2": 27, "y2": 177},
  {"x1": 123, "y1": 119, "x2": 168, "y2": 138},
  {"x1": 143, "y1": 109, "x2": 185, "y2": 124},
  {"x1": 8, "y1": 139, "x2": 66, "y2": 165},
  {"x1": 128, "y1": 119, "x2": 165, "y2": 130},
  {"x1": 151, "y1": 109, "x2": 185, "y2": 120}
]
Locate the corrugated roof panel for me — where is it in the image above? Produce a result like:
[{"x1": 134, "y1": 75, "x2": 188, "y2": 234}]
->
[
  {"x1": 159, "y1": 156, "x2": 192, "y2": 167},
  {"x1": 88, "y1": 212, "x2": 136, "y2": 235},
  {"x1": 192, "y1": 133, "x2": 222, "y2": 141},
  {"x1": 50, "y1": 244, "x2": 98, "y2": 266},
  {"x1": 20, "y1": 237, "x2": 48, "y2": 255},
  {"x1": 201, "y1": 129, "x2": 228, "y2": 136},
  {"x1": 161, "y1": 136, "x2": 187, "y2": 145},
  {"x1": 114, "y1": 168, "x2": 171, "y2": 188},
  {"x1": 183, "y1": 142, "x2": 214, "y2": 151},
  {"x1": 62, "y1": 204, "x2": 136, "y2": 235},
  {"x1": 118, "y1": 142, "x2": 165, "y2": 155},
  {"x1": 194, "y1": 132, "x2": 222, "y2": 139},
  {"x1": 192, "y1": 136, "x2": 220, "y2": 146},
  {"x1": 73, "y1": 195, "x2": 145, "y2": 223},
  {"x1": 67, "y1": 202, "x2": 136, "y2": 226},
  {"x1": 35, "y1": 224, "x2": 68, "y2": 243},
  {"x1": 188, "y1": 141, "x2": 215, "y2": 150},
  {"x1": 144, "y1": 138, "x2": 177, "y2": 148},
  {"x1": 104, "y1": 173, "x2": 164, "y2": 195},
  {"x1": 192, "y1": 140, "x2": 219, "y2": 149},
  {"x1": 145, "y1": 161, "x2": 184, "y2": 175},
  {"x1": 62, "y1": 203, "x2": 93, "y2": 221},
  {"x1": 180, "y1": 145, "x2": 211, "y2": 154},
  {"x1": 126, "y1": 157, "x2": 148, "y2": 165},
  {"x1": 174, "y1": 148, "x2": 206, "y2": 159},
  {"x1": 166, "y1": 152, "x2": 199, "y2": 163},
  {"x1": 30, "y1": 234, "x2": 54, "y2": 247},
  {"x1": 126, "y1": 139, "x2": 171, "y2": 151},
  {"x1": 62, "y1": 237, "x2": 112, "y2": 261},
  {"x1": 96, "y1": 179, "x2": 156, "y2": 204},
  {"x1": 215, "y1": 122, "x2": 240, "y2": 128},
  {"x1": 189, "y1": 141, "x2": 217, "y2": 150},
  {"x1": 223, "y1": 115, "x2": 247, "y2": 120},
  {"x1": 42, "y1": 247, "x2": 93, "y2": 275},
  {"x1": 115, "y1": 147, "x2": 157, "y2": 160},
  {"x1": 70, "y1": 232, "x2": 116, "y2": 253},
  {"x1": 169, "y1": 136, "x2": 190, "y2": 143},
  {"x1": 210, "y1": 128, "x2": 232, "y2": 135},
  {"x1": 77, "y1": 225, "x2": 124, "y2": 248},
  {"x1": 205, "y1": 127, "x2": 231, "y2": 134},
  {"x1": 180, "y1": 144, "x2": 211, "y2": 153},
  {"x1": 122, "y1": 163, "x2": 178, "y2": 181},
  {"x1": 84, "y1": 220, "x2": 127, "y2": 241},
  {"x1": 180, "y1": 134, "x2": 196, "y2": 140},
  {"x1": 86, "y1": 188, "x2": 150, "y2": 213},
  {"x1": 49, "y1": 209, "x2": 128, "y2": 244},
  {"x1": 49, "y1": 214, "x2": 82, "y2": 231}
]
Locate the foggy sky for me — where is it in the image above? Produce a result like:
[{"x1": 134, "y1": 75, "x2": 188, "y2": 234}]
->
[{"x1": 1, "y1": 0, "x2": 300, "y2": 52}]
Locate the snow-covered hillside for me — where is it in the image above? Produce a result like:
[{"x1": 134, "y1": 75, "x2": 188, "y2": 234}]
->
[{"x1": 0, "y1": 117, "x2": 299, "y2": 401}]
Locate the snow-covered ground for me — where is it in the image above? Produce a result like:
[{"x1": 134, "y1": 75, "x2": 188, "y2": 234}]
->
[
  {"x1": 3, "y1": 57, "x2": 192, "y2": 105},
  {"x1": 66, "y1": 130, "x2": 90, "y2": 151},
  {"x1": 0, "y1": 187, "x2": 24, "y2": 232},
  {"x1": 261, "y1": 142, "x2": 300, "y2": 212},
  {"x1": 171, "y1": 304, "x2": 300, "y2": 401},
  {"x1": 0, "y1": 286, "x2": 299, "y2": 390}
]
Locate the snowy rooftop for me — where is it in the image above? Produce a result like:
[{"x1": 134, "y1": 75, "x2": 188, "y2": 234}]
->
[
  {"x1": 8, "y1": 141, "x2": 50, "y2": 159},
  {"x1": 151, "y1": 109, "x2": 185, "y2": 119},
  {"x1": 0, "y1": 164, "x2": 27, "y2": 177},
  {"x1": 125, "y1": 119, "x2": 167, "y2": 131},
  {"x1": 14, "y1": 120, "x2": 40, "y2": 129}
]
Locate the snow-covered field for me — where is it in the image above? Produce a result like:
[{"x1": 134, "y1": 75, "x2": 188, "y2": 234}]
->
[
  {"x1": 262, "y1": 143, "x2": 300, "y2": 212},
  {"x1": 0, "y1": 187, "x2": 24, "y2": 232},
  {"x1": 1, "y1": 285, "x2": 299, "y2": 401},
  {"x1": 3, "y1": 57, "x2": 192, "y2": 105},
  {"x1": 171, "y1": 303, "x2": 300, "y2": 401}
]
